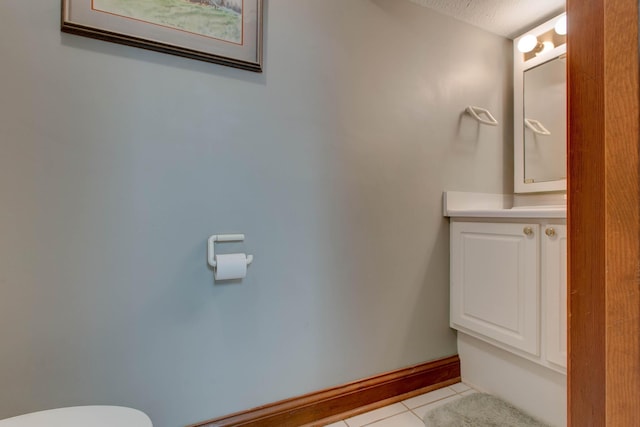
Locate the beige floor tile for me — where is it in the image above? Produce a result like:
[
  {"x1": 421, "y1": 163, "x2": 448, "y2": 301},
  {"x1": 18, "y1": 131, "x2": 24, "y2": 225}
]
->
[
  {"x1": 324, "y1": 421, "x2": 349, "y2": 427},
  {"x1": 449, "y1": 382, "x2": 471, "y2": 393},
  {"x1": 365, "y1": 411, "x2": 425, "y2": 427},
  {"x1": 344, "y1": 403, "x2": 407, "y2": 427},
  {"x1": 401, "y1": 387, "x2": 457, "y2": 409}
]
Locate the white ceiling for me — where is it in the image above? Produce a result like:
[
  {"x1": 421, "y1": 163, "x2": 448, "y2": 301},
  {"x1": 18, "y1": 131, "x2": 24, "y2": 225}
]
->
[{"x1": 407, "y1": 0, "x2": 565, "y2": 39}]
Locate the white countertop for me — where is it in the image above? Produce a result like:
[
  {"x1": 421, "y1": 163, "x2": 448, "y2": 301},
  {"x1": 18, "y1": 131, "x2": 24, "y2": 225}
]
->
[{"x1": 443, "y1": 191, "x2": 566, "y2": 219}]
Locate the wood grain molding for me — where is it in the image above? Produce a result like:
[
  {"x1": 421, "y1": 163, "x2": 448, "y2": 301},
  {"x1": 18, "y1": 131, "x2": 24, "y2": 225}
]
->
[
  {"x1": 567, "y1": 0, "x2": 640, "y2": 425},
  {"x1": 189, "y1": 355, "x2": 460, "y2": 427}
]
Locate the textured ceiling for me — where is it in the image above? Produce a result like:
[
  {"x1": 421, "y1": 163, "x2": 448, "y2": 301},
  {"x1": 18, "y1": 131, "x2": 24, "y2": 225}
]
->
[{"x1": 407, "y1": 0, "x2": 565, "y2": 39}]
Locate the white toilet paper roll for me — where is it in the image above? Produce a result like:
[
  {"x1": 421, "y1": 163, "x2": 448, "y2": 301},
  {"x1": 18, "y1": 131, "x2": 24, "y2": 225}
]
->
[{"x1": 214, "y1": 253, "x2": 247, "y2": 280}]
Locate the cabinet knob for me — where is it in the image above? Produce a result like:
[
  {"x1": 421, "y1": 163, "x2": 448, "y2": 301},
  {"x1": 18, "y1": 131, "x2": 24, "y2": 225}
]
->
[
  {"x1": 523, "y1": 226, "x2": 534, "y2": 236},
  {"x1": 545, "y1": 227, "x2": 556, "y2": 237}
]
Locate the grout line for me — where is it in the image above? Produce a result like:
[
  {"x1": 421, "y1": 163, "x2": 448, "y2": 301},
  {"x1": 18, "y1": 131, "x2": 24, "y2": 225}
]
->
[{"x1": 358, "y1": 409, "x2": 411, "y2": 427}]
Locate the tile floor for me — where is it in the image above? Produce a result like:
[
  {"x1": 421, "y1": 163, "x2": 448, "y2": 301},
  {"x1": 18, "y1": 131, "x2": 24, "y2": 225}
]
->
[{"x1": 324, "y1": 382, "x2": 476, "y2": 427}]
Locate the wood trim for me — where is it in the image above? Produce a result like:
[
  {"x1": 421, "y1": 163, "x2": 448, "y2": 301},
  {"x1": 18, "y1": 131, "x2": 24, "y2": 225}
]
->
[
  {"x1": 567, "y1": 0, "x2": 640, "y2": 425},
  {"x1": 189, "y1": 355, "x2": 460, "y2": 427}
]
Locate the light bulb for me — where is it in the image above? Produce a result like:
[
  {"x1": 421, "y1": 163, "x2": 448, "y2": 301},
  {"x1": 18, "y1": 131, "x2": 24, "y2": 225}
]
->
[
  {"x1": 517, "y1": 34, "x2": 538, "y2": 53},
  {"x1": 537, "y1": 41, "x2": 555, "y2": 55},
  {"x1": 555, "y1": 15, "x2": 567, "y2": 35}
]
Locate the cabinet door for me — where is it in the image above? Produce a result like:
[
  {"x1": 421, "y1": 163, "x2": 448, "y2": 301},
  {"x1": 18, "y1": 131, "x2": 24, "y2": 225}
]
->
[
  {"x1": 451, "y1": 221, "x2": 540, "y2": 355},
  {"x1": 543, "y1": 224, "x2": 567, "y2": 369}
]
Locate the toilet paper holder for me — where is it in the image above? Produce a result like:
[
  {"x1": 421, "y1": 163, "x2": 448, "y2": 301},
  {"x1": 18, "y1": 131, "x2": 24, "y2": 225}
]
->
[{"x1": 207, "y1": 234, "x2": 254, "y2": 268}]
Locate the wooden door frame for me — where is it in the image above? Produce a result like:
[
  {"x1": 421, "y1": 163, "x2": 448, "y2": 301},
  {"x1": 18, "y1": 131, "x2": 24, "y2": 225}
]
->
[{"x1": 567, "y1": 0, "x2": 640, "y2": 425}]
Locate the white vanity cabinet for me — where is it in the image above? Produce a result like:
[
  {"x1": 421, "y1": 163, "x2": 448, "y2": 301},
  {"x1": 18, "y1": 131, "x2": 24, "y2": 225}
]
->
[
  {"x1": 443, "y1": 192, "x2": 567, "y2": 426},
  {"x1": 450, "y1": 219, "x2": 567, "y2": 373}
]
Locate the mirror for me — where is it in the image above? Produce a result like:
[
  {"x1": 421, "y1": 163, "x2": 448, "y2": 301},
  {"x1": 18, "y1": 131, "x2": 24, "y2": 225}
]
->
[
  {"x1": 514, "y1": 14, "x2": 567, "y2": 193},
  {"x1": 524, "y1": 56, "x2": 566, "y2": 183}
]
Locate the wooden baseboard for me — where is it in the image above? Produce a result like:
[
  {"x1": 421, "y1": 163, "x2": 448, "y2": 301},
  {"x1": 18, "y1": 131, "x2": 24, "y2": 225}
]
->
[{"x1": 189, "y1": 355, "x2": 460, "y2": 427}]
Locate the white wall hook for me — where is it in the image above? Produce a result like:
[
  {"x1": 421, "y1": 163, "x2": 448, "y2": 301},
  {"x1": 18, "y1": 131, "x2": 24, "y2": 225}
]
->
[
  {"x1": 465, "y1": 105, "x2": 499, "y2": 126},
  {"x1": 207, "y1": 234, "x2": 254, "y2": 268}
]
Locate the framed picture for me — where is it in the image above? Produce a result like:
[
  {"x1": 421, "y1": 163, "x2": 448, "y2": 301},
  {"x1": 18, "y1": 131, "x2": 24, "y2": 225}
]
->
[{"x1": 61, "y1": 0, "x2": 263, "y2": 72}]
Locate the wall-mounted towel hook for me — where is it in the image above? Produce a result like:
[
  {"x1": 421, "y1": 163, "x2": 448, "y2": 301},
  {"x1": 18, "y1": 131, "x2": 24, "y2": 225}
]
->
[
  {"x1": 465, "y1": 106, "x2": 499, "y2": 126},
  {"x1": 524, "y1": 118, "x2": 551, "y2": 135},
  {"x1": 207, "y1": 234, "x2": 254, "y2": 268}
]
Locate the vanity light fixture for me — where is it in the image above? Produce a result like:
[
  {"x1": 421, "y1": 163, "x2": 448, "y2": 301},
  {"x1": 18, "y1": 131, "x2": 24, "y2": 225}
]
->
[
  {"x1": 517, "y1": 13, "x2": 567, "y2": 61},
  {"x1": 517, "y1": 34, "x2": 539, "y2": 53},
  {"x1": 518, "y1": 34, "x2": 538, "y2": 53},
  {"x1": 538, "y1": 41, "x2": 555, "y2": 55},
  {"x1": 554, "y1": 15, "x2": 567, "y2": 35},
  {"x1": 517, "y1": 36, "x2": 555, "y2": 55}
]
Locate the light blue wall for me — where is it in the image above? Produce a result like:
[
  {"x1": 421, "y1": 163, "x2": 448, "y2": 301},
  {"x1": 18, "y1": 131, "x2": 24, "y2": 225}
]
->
[{"x1": 0, "y1": 1, "x2": 512, "y2": 425}]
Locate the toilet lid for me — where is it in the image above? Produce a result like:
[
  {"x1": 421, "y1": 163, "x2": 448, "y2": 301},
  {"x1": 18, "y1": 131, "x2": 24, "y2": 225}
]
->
[{"x1": 0, "y1": 406, "x2": 152, "y2": 427}]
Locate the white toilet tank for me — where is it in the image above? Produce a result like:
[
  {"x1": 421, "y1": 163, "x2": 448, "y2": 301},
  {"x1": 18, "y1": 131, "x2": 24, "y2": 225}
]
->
[{"x1": 0, "y1": 406, "x2": 152, "y2": 427}]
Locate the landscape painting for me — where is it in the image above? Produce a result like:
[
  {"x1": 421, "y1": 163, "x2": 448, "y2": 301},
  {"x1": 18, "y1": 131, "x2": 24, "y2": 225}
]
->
[
  {"x1": 62, "y1": 0, "x2": 263, "y2": 72},
  {"x1": 92, "y1": 0, "x2": 243, "y2": 44}
]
